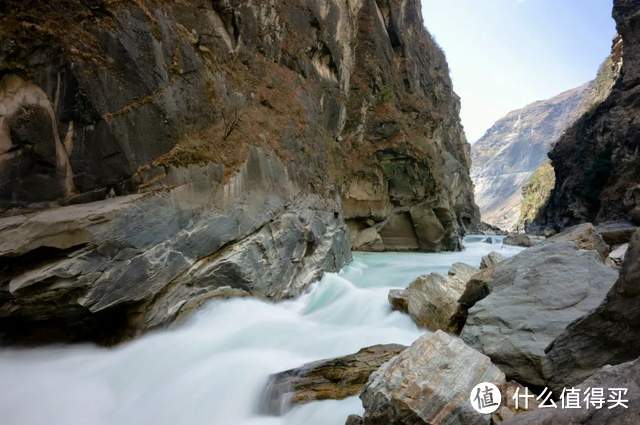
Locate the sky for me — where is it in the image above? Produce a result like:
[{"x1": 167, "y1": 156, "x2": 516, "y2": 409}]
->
[{"x1": 421, "y1": 0, "x2": 617, "y2": 143}]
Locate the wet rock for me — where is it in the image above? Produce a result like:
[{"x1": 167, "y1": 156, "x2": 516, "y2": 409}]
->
[
  {"x1": 548, "y1": 222, "x2": 609, "y2": 260},
  {"x1": 387, "y1": 289, "x2": 408, "y2": 313},
  {"x1": 543, "y1": 230, "x2": 640, "y2": 393},
  {"x1": 460, "y1": 242, "x2": 618, "y2": 388},
  {"x1": 504, "y1": 358, "x2": 640, "y2": 425},
  {"x1": 360, "y1": 330, "x2": 505, "y2": 425},
  {"x1": 260, "y1": 344, "x2": 405, "y2": 415},
  {"x1": 480, "y1": 251, "x2": 506, "y2": 269},
  {"x1": 402, "y1": 262, "x2": 478, "y2": 332}
]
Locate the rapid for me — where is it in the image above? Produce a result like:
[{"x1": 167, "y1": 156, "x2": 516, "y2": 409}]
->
[{"x1": 0, "y1": 236, "x2": 522, "y2": 425}]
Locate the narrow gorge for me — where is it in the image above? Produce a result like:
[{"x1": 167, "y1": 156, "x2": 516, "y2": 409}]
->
[
  {"x1": 1, "y1": 1, "x2": 639, "y2": 425},
  {"x1": 0, "y1": 0, "x2": 478, "y2": 344}
]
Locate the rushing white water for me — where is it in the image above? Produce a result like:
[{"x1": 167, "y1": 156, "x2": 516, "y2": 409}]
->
[{"x1": 0, "y1": 236, "x2": 521, "y2": 425}]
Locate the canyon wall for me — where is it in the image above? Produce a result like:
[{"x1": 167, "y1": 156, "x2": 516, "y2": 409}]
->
[
  {"x1": 0, "y1": 0, "x2": 478, "y2": 343},
  {"x1": 537, "y1": 0, "x2": 637, "y2": 229}
]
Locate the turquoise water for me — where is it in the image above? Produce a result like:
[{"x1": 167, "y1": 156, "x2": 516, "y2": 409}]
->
[{"x1": 0, "y1": 236, "x2": 522, "y2": 425}]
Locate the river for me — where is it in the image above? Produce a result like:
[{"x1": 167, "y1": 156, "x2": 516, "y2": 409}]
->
[{"x1": 0, "y1": 236, "x2": 522, "y2": 425}]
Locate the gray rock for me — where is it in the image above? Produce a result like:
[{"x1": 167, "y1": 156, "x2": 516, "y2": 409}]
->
[
  {"x1": 260, "y1": 344, "x2": 405, "y2": 415},
  {"x1": 360, "y1": 330, "x2": 505, "y2": 425},
  {"x1": 480, "y1": 251, "x2": 506, "y2": 269},
  {"x1": 460, "y1": 242, "x2": 618, "y2": 388},
  {"x1": 543, "y1": 230, "x2": 640, "y2": 393},
  {"x1": 0, "y1": 148, "x2": 351, "y2": 344},
  {"x1": 504, "y1": 358, "x2": 640, "y2": 425}
]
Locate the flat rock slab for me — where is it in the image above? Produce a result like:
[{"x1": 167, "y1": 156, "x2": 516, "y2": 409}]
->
[{"x1": 260, "y1": 344, "x2": 405, "y2": 415}]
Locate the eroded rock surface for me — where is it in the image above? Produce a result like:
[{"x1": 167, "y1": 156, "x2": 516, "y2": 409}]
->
[
  {"x1": 0, "y1": 148, "x2": 351, "y2": 343},
  {"x1": 360, "y1": 330, "x2": 505, "y2": 425}
]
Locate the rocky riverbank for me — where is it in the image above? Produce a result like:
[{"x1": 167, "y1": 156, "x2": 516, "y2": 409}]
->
[{"x1": 262, "y1": 220, "x2": 638, "y2": 424}]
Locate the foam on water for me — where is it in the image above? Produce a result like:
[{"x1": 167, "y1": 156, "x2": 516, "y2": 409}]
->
[{"x1": 0, "y1": 236, "x2": 521, "y2": 425}]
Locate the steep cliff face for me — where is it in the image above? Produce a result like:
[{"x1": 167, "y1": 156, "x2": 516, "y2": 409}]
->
[
  {"x1": 538, "y1": 0, "x2": 638, "y2": 229},
  {"x1": 0, "y1": 0, "x2": 478, "y2": 343}
]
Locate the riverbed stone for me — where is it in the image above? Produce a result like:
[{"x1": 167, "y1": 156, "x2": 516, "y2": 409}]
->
[
  {"x1": 403, "y1": 262, "x2": 478, "y2": 332},
  {"x1": 260, "y1": 344, "x2": 405, "y2": 415},
  {"x1": 360, "y1": 330, "x2": 505, "y2": 425},
  {"x1": 387, "y1": 289, "x2": 409, "y2": 313}
]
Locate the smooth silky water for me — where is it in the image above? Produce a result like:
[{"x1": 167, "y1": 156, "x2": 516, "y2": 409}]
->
[{"x1": 0, "y1": 236, "x2": 522, "y2": 425}]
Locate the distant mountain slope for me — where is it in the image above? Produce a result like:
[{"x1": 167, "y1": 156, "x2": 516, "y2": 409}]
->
[
  {"x1": 471, "y1": 52, "x2": 619, "y2": 232},
  {"x1": 471, "y1": 85, "x2": 589, "y2": 230}
]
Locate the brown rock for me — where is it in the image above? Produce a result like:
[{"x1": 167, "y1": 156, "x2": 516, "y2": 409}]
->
[
  {"x1": 387, "y1": 289, "x2": 408, "y2": 313},
  {"x1": 260, "y1": 344, "x2": 405, "y2": 415}
]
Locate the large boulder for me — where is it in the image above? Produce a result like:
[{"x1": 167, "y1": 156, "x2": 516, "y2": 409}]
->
[
  {"x1": 395, "y1": 262, "x2": 478, "y2": 331},
  {"x1": 548, "y1": 222, "x2": 610, "y2": 260},
  {"x1": 360, "y1": 330, "x2": 506, "y2": 425},
  {"x1": 543, "y1": 229, "x2": 640, "y2": 392},
  {"x1": 260, "y1": 344, "x2": 405, "y2": 415},
  {"x1": 504, "y1": 358, "x2": 640, "y2": 425},
  {"x1": 460, "y1": 241, "x2": 618, "y2": 388}
]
